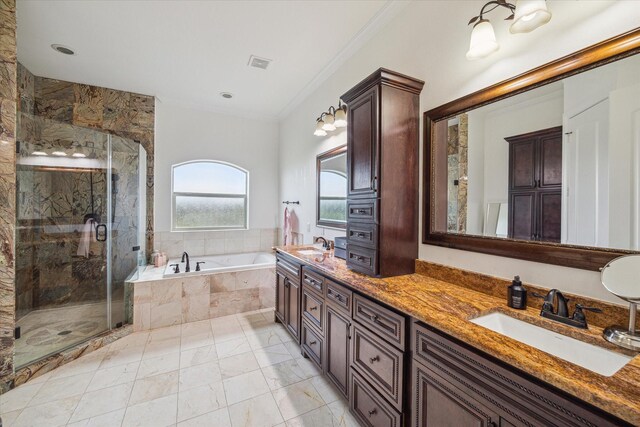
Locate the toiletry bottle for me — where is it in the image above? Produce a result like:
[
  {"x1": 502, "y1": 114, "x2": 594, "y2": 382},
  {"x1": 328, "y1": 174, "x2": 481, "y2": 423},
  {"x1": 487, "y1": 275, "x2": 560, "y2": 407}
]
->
[{"x1": 507, "y1": 275, "x2": 527, "y2": 309}]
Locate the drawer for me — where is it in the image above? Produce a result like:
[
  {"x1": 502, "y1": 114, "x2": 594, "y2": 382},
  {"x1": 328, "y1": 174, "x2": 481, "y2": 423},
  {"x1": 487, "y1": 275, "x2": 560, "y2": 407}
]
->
[
  {"x1": 353, "y1": 294, "x2": 405, "y2": 350},
  {"x1": 276, "y1": 253, "x2": 301, "y2": 280},
  {"x1": 302, "y1": 266, "x2": 324, "y2": 295},
  {"x1": 326, "y1": 279, "x2": 352, "y2": 314},
  {"x1": 347, "y1": 199, "x2": 378, "y2": 222},
  {"x1": 347, "y1": 221, "x2": 377, "y2": 249},
  {"x1": 350, "y1": 370, "x2": 402, "y2": 427},
  {"x1": 351, "y1": 324, "x2": 404, "y2": 410},
  {"x1": 302, "y1": 287, "x2": 324, "y2": 334},
  {"x1": 301, "y1": 320, "x2": 324, "y2": 369},
  {"x1": 347, "y1": 244, "x2": 378, "y2": 276}
]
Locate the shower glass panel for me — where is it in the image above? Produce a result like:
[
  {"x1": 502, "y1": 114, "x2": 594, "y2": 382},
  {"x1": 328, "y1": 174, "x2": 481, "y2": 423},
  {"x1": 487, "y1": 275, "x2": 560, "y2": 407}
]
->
[{"x1": 14, "y1": 113, "x2": 145, "y2": 368}]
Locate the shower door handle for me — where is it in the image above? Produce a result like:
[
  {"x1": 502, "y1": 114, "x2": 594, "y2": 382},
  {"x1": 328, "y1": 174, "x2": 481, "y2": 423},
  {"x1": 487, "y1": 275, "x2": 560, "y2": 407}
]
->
[{"x1": 96, "y1": 224, "x2": 107, "y2": 242}]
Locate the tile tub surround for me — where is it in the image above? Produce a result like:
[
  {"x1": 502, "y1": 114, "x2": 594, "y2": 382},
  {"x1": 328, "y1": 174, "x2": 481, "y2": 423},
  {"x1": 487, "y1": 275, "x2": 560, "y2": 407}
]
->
[
  {"x1": 153, "y1": 228, "x2": 279, "y2": 258},
  {"x1": 0, "y1": 0, "x2": 17, "y2": 391},
  {"x1": 277, "y1": 245, "x2": 640, "y2": 425},
  {"x1": 129, "y1": 265, "x2": 276, "y2": 331},
  {"x1": 0, "y1": 310, "x2": 359, "y2": 427}
]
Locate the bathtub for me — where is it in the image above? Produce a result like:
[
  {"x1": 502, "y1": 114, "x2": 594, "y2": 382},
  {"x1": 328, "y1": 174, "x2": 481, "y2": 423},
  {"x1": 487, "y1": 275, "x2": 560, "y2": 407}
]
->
[{"x1": 163, "y1": 251, "x2": 275, "y2": 278}]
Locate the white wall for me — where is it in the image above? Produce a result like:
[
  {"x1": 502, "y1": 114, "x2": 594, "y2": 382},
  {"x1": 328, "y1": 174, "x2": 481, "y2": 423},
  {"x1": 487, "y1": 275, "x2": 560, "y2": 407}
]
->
[
  {"x1": 278, "y1": 0, "x2": 640, "y2": 304},
  {"x1": 155, "y1": 101, "x2": 280, "y2": 233}
]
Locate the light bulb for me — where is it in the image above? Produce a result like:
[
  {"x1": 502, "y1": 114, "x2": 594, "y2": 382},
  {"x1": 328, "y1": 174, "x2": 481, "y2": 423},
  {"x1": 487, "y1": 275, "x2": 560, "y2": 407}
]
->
[
  {"x1": 72, "y1": 153, "x2": 87, "y2": 158},
  {"x1": 334, "y1": 106, "x2": 347, "y2": 128},
  {"x1": 32, "y1": 151, "x2": 47, "y2": 156},
  {"x1": 510, "y1": 0, "x2": 552, "y2": 34},
  {"x1": 314, "y1": 120, "x2": 327, "y2": 137},
  {"x1": 322, "y1": 113, "x2": 336, "y2": 131},
  {"x1": 51, "y1": 151, "x2": 68, "y2": 156}
]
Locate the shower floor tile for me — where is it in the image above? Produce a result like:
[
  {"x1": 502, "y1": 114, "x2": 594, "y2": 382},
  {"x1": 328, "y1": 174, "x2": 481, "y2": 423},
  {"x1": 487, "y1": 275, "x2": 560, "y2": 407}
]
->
[{"x1": 15, "y1": 300, "x2": 124, "y2": 368}]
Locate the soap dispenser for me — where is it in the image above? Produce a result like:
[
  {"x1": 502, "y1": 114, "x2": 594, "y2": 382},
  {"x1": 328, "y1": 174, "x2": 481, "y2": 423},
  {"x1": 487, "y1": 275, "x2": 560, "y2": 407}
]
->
[{"x1": 507, "y1": 276, "x2": 527, "y2": 309}]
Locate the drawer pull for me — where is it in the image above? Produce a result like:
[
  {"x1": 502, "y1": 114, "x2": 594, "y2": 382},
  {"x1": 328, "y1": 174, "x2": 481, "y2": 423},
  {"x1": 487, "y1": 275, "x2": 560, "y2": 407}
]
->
[
  {"x1": 368, "y1": 408, "x2": 377, "y2": 417},
  {"x1": 357, "y1": 232, "x2": 366, "y2": 238},
  {"x1": 369, "y1": 355, "x2": 380, "y2": 364},
  {"x1": 357, "y1": 209, "x2": 367, "y2": 214},
  {"x1": 309, "y1": 306, "x2": 318, "y2": 311},
  {"x1": 309, "y1": 340, "x2": 317, "y2": 345}
]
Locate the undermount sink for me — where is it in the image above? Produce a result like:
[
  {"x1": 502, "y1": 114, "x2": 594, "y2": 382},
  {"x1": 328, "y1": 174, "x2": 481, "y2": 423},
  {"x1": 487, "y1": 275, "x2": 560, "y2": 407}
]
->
[
  {"x1": 470, "y1": 312, "x2": 633, "y2": 376},
  {"x1": 297, "y1": 249, "x2": 326, "y2": 256}
]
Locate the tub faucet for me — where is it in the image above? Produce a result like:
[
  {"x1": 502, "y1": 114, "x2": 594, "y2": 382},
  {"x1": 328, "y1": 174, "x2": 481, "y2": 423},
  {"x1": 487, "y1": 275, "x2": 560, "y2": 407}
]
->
[{"x1": 181, "y1": 252, "x2": 191, "y2": 272}]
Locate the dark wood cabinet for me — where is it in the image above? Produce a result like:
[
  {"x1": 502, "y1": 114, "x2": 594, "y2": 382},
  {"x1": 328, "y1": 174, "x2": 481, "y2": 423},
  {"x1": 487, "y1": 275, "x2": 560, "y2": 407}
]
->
[
  {"x1": 507, "y1": 126, "x2": 562, "y2": 243},
  {"x1": 342, "y1": 69, "x2": 424, "y2": 277},
  {"x1": 411, "y1": 321, "x2": 630, "y2": 427},
  {"x1": 275, "y1": 253, "x2": 302, "y2": 343},
  {"x1": 325, "y1": 304, "x2": 351, "y2": 398}
]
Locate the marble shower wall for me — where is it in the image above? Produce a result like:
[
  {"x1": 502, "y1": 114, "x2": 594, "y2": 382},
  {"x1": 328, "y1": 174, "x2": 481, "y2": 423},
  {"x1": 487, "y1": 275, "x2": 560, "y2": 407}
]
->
[
  {"x1": 0, "y1": 0, "x2": 17, "y2": 388},
  {"x1": 446, "y1": 114, "x2": 468, "y2": 233}
]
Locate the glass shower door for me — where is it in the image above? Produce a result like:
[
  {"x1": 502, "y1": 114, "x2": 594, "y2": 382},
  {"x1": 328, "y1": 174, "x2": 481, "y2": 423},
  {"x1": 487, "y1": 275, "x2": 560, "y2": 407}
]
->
[{"x1": 15, "y1": 115, "x2": 112, "y2": 367}]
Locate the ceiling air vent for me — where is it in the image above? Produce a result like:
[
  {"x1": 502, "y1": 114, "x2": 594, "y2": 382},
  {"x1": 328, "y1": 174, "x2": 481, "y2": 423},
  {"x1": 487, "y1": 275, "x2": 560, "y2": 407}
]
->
[{"x1": 248, "y1": 55, "x2": 272, "y2": 70}]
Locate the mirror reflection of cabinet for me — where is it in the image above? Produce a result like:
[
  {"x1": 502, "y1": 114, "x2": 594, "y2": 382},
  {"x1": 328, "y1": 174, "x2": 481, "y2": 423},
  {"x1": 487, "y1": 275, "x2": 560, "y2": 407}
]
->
[{"x1": 507, "y1": 127, "x2": 562, "y2": 242}]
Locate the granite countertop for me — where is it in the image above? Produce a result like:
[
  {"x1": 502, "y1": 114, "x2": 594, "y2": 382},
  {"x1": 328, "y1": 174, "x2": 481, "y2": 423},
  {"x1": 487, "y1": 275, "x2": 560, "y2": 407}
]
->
[{"x1": 276, "y1": 245, "x2": 640, "y2": 425}]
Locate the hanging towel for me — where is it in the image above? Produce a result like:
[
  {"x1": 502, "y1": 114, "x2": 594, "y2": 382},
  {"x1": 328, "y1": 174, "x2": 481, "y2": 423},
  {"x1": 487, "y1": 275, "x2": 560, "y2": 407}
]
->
[
  {"x1": 77, "y1": 218, "x2": 96, "y2": 258},
  {"x1": 283, "y1": 207, "x2": 292, "y2": 245}
]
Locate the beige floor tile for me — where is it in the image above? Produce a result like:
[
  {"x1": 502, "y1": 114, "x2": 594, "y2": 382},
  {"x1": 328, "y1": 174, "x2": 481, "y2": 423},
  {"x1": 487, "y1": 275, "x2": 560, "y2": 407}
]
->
[
  {"x1": 69, "y1": 381, "x2": 134, "y2": 423},
  {"x1": 219, "y1": 351, "x2": 261, "y2": 380},
  {"x1": 137, "y1": 351, "x2": 180, "y2": 379},
  {"x1": 260, "y1": 359, "x2": 315, "y2": 390},
  {"x1": 178, "y1": 360, "x2": 222, "y2": 392},
  {"x1": 310, "y1": 375, "x2": 342, "y2": 404},
  {"x1": 0, "y1": 382, "x2": 44, "y2": 414},
  {"x1": 213, "y1": 323, "x2": 247, "y2": 344},
  {"x1": 282, "y1": 340, "x2": 304, "y2": 360},
  {"x1": 148, "y1": 325, "x2": 182, "y2": 343},
  {"x1": 122, "y1": 393, "x2": 178, "y2": 427},
  {"x1": 216, "y1": 336, "x2": 252, "y2": 359},
  {"x1": 28, "y1": 371, "x2": 93, "y2": 406},
  {"x1": 223, "y1": 370, "x2": 270, "y2": 405},
  {"x1": 99, "y1": 345, "x2": 145, "y2": 370},
  {"x1": 49, "y1": 350, "x2": 106, "y2": 379},
  {"x1": 180, "y1": 344, "x2": 218, "y2": 369},
  {"x1": 87, "y1": 361, "x2": 140, "y2": 392},
  {"x1": 271, "y1": 379, "x2": 324, "y2": 420},
  {"x1": 285, "y1": 405, "x2": 343, "y2": 427},
  {"x1": 253, "y1": 343, "x2": 293, "y2": 368},
  {"x1": 0, "y1": 409, "x2": 21, "y2": 426},
  {"x1": 12, "y1": 395, "x2": 81, "y2": 427},
  {"x1": 66, "y1": 408, "x2": 126, "y2": 427},
  {"x1": 177, "y1": 407, "x2": 231, "y2": 427},
  {"x1": 177, "y1": 383, "x2": 227, "y2": 422},
  {"x1": 181, "y1": 331, "x2": 215, "y2": 351},
  {"x1": 129, "y1": 370, "x2": 179, "y2": 406},
  {"x1": 327, "y1": 400, "x2": 361, "y2": 427},
  {"x1": 143, "y1": 336, "x2": 181, "y2": 359},
  {"x1": 245, "y1": 329, "x2": 282, "y2": 350},
  {"x1": 228, "y1": 393, "x2": 284, "y2": 427}
]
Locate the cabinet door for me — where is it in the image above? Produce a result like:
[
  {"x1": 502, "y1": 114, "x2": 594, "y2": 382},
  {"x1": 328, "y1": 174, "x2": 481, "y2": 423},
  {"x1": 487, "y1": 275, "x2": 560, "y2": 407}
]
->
[
  {"x1": 508, "y1": 139, "x2": 537, "y2": 190},
  {"x1": 538, "y1": 131, "x2": 562, "y2": 188},
  {"x1": 413, "y1": 361, "x2": 499, "y2": 427},
  {"x1": 285, "y1": 276, "x2": 300, "y2": 342},
  {"x1": 508, "y1": 192, "x2": 536, "y2": 240},
  {"x1": 325, "y1": 304, "x2": 351, "y2": 398},
  {"x1": 275, "y1": 271, "x2": 286, "y2": 323},
  {"x1": 537, "y1": 190, "x2": 561, "y2": 243},
  {"x1": 348, "y1": 86, "x2": 379, "y2": 199}
]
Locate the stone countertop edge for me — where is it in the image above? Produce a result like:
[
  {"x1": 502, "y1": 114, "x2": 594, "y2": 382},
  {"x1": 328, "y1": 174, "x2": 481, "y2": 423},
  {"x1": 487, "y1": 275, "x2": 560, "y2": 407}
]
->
[{"x1": 275, "y1": 245, "x2": 640, "y2": 426}]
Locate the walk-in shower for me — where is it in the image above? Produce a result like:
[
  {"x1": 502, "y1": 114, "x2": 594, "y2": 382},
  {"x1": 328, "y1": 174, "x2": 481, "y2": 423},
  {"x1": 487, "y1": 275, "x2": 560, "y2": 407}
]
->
[{"x1": 14, "y1": 112, "x2": 146, "y2": 368}]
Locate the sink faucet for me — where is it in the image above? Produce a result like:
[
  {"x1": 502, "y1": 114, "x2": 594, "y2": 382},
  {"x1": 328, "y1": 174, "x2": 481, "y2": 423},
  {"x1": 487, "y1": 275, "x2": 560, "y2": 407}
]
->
[
  {"x1": 315, "y1": 236, "x2": 329, "y2": 250},
  {"x1": 181, "y1": 252, "x2": 190, "y2": 272},
  {"x1": 533, "y1": 289, "x2": 602, "y2": 329}
]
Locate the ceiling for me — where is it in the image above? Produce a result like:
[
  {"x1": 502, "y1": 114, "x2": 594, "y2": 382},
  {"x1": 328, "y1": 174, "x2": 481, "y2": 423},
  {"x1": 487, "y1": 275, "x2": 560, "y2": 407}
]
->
[{"x1": 16, "y1": 0, "x2": 397, "y2": 120}]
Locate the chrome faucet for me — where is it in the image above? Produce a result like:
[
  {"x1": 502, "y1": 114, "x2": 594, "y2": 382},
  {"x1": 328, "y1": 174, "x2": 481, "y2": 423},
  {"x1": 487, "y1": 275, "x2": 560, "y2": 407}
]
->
[
  {"x1": 533, "y1": 289, "x2": 602, "y2": 329},
  {"x1": 181, "y1": 252, "x2": 190, "y2": 272},
  {"x1": 315, "y1": 236, "x2": 329, "y2": 250}
]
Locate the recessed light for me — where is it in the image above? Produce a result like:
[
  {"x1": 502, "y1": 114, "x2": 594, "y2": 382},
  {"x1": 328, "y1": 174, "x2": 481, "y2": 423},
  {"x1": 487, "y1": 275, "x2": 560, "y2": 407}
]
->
[
  {"x1": 51, "y1": 151, "x2": 67, "y2": 156},
  {"x1": 220, "y1": 92, "x2": 233, "y2": 99},
  {"x1": 32, "y1": 151, "x2": 47, "y2": 156},
  {"x1": 51, "y1": 44, "x2": 75, "y2": 55},
  {"x1": 72, "y1": 153, "x2": 87, "y2": 158}
]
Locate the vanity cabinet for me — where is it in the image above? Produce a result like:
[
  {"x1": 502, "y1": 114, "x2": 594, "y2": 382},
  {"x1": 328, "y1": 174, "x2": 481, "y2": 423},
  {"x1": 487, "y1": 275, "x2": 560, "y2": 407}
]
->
[
  {"x1": 275, "y1": 253, "x2": 302, "y2": 343},
  {"x1": 342, "y1": 68, "x2": 424, "y2": 277},
  {"x1": 325, "y1": 303, "x2": 351, "y2": 398},
  {"x1": 411, "y1": 321, "x2": 630, "y2": 427}
]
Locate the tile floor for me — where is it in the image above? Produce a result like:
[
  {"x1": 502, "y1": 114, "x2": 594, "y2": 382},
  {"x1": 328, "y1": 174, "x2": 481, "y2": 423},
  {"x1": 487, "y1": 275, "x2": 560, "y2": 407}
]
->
[{"x1": 0, "y1": 308, "x2": 362, "y2": 427}]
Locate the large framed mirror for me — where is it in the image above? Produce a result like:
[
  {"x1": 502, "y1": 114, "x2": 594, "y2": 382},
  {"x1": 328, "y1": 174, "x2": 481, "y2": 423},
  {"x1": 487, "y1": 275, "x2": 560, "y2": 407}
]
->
[
  {"x1": 423, "y1": 28, "x2": 640, "y2": 271},
  {"x1": 317, "y1": 145, "x2": 347, "y2": 229}
]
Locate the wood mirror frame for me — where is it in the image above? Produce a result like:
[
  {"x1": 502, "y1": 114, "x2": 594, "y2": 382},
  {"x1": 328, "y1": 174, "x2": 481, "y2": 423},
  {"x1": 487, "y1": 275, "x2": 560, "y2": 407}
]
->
[
  {"x1": 423, "y1": 28, "x2": 640, "y2": 271},
  {"x1": 317, "y1": 145, "x2": 347, "y2": 229}
]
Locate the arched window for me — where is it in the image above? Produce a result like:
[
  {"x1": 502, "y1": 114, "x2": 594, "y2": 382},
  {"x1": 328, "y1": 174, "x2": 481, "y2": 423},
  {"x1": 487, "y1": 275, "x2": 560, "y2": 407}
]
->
[{"x1": 172, "y1": 160, "x2": 248, "y2": 230}]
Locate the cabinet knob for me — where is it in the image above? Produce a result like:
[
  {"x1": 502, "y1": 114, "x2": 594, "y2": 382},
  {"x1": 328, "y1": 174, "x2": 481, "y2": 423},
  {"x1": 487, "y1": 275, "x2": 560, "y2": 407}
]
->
[
  {"x1": 368, "y1": 408, "x2": 377, "y2": 417},
  {"x1": 369, "y1": 355, "x2": 380, "y2": 363},
  {"x1": 309, "y1": 306, "x2": 318, "y2": 311},
  {"x1": 309, "y1": 340, "x2": 317, "y2": 345}
]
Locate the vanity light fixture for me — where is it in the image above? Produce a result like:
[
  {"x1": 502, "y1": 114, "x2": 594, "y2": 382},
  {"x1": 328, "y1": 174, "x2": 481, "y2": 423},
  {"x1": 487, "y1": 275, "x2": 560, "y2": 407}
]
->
[
  {"x1": 51, "y1": 151, "x2": 67, "y2": 156},
  {"x1": 466, "y1": 0, "x2": 552, "y2": 60},
  {"x1": 72, "y1": 153, "x2": 87, "y2": 158},
  {"x1": 32, "y1": 151, "x2": 47, "y2": 156},
  {"x1": 314, "y1": 101, "x2": 348, "y2": 136}
]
